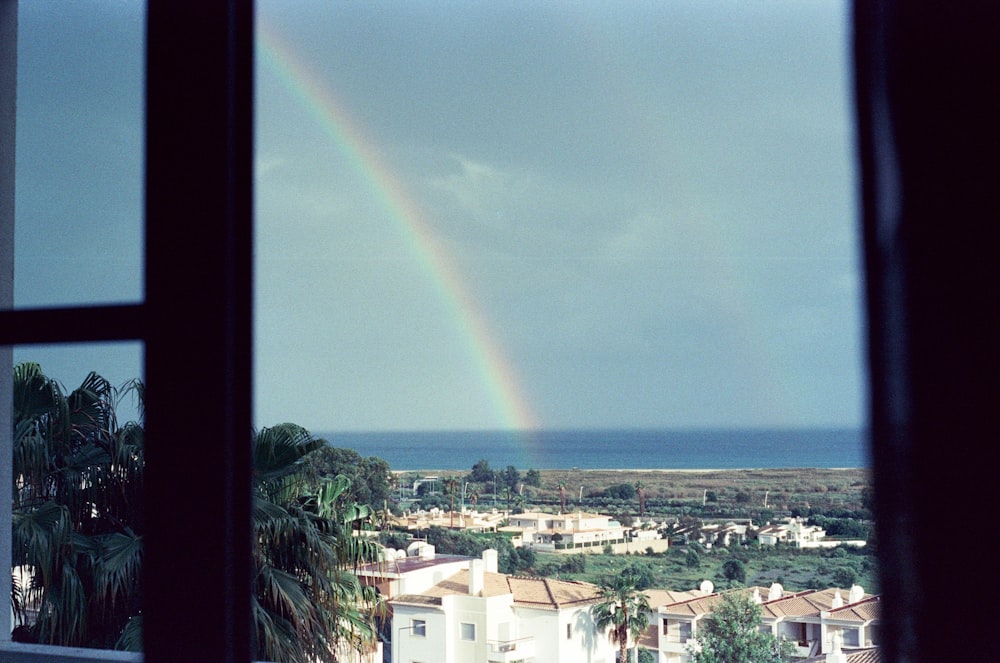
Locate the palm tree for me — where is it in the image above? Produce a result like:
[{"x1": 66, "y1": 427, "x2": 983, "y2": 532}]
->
[
  {"x1": 634, "y1": 481, "x2": 646, "y2": 519},
  {"x1": 442, "y1": 476, "x2": 460, "y2": 527},
  {"x1": 591, "y1": 574, "x2": 652, "y2": 663},
  {"x1": 557, "y1": 481, "x2": 568, "y2": 514},
  {"x1": 11, "y1": 362, "x2": 144, "y2": 648},
  {"x1": 502, "y1": 486, "x2": 513, "y2": 516},
  {"x1": 470, "y1": 488, "x2": 480, "y2": 512},
  {"x1": 251, "y1": 423, "x2": 384, "y2": 663},
  {"x1": 11, "y1": 364, "x2": 383, "y2": 660}
]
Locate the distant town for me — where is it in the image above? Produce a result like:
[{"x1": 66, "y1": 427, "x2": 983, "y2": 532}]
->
[{"x1": 348, "y1": 456, "x2": 878, "y2": 662}]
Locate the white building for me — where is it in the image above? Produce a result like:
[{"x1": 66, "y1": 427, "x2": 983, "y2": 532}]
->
[
  {"x1": 757, "y1": 518, "x2": 865, "y2": 549},
  {"x1": 656, "y1": 584, "x2": 880, "y2": 663},
  {"x1": 390, "y1": 549, "x2": 616, "y2": 663},
  {"x1": 355, "y1": 544, "x2": 477, "y2": 600},
  {"x1": 500, "y1": 511, "x2": 629, "y2": 553}
]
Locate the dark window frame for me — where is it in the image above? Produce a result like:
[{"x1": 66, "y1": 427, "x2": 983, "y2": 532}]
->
[
  {"x1": 0, "y1": 2, "x2": 253, "y2": 661},
  {"x1": 1, "y1": 1, "x2": 996, "y2": 661}
]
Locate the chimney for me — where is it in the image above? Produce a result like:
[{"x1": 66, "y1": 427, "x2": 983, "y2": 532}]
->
[
  {"x1": 831, "y1": 590, "x2": 843, "y2": 609},
  {"x1": 768, "y1": 583, "x2": 783, "y2": 601},
  {"x1": 419, "y1": 544, "x2": 435, "y2": 560},
  {"x1": 848, "y1": 584, "x2": 864, "y2": 603},
  {"x1": 826, "y1": 629, "x2": 847, "y2": 663},
  {"x1": 469, "y1": 559, "x2": 485, "y2": 596},
  {"x1": 482, "y1": 548, "x2": 499, "y2": 573}
]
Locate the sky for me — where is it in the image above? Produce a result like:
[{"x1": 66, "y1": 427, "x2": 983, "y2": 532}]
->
[{"x1": 13, "y1": 1, "x2": 863, "y2": 433}]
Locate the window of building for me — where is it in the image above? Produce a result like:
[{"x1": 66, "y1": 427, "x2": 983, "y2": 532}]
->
[
  {"x1": 411, "y1": 620, "x2": 426, "y2": 637},
  {"x1": 460, "y1": 623, "x2": 476, "y2": 642},
  {"x1": 566, "y1": 623, "x2": 572, "y2": 640}
]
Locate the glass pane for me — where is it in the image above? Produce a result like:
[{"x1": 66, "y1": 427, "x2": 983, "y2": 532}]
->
[
  {"x1": 7, "y1": 342, "x2": 143, "y2": 649},
  {"x1": 255, "y1": 1, "x2": 863, "y2": 443},
  {"x1": 14, "y1": 2, "x2": 144, "y2": 308}
]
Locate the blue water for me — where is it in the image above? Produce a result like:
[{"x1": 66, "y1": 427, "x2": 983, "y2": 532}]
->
[{"x1": 316, "y1": 428, "x2": 867, "y2": 471}]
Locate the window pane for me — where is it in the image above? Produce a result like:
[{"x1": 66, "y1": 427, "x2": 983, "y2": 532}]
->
[
  {"x1": 254, "y1": 1, "x2": 863, "y2": 439},
  {"x1": 14, "y1": 2, "x2": 144, "y2": 309},
  {"x1": 7, "y1": 342, "x2": 144, "y2": 649}
]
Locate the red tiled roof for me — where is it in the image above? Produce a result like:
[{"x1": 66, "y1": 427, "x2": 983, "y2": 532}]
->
[{"x1": 391, "y1": 570, "x2": 604, "y2": 610}]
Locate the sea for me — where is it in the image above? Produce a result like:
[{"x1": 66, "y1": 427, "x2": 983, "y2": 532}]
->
[{"x1": 316, "y1": 428, "x2": 867, "y2": 472}]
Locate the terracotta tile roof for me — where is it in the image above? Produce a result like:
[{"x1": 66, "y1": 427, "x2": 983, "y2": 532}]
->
[
  {"x1": 390, "y1": 570, "x2": 604, "y2": 610},
  {"x1": 660, "y1": 587, "x2": 775, "y2": 617},
  {"x1": 644, "y1": 588, "x2": 703, "y2": 609},
  {"x1": 827, "y1": 596, "x2": 881, "y2": 622},
  {"x1": 760, "y1": 588, "x2": 869, "y2": 619},
  {"x1": 845, "y1": 647, "x2": 883, "y2": 663}
]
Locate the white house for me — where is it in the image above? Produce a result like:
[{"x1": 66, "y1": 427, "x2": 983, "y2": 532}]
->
[
  {"x1": 656, "y1": 584, "x2": 880, "y2": 663},
  {"x1": 354, "y1": 544, "x2": 477, "y2": 600},
  {"x1": 500, "y1": 511, "x2": 629, "y2": 553},
  {"x1": 758, "y1": 518, "x2": 843, "y2": 548},
  {"x1": 390, "y1": 549, "x2": 616, "y2": 663}
]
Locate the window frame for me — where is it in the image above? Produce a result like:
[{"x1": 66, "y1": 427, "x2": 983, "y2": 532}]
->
[
  {"x1": 2, "y1": 1, "x2": 996, "y2": 662},
  {"x1": 460, "y1": 622, "x2": 476, "y2": 642},
  {"x1": 0, "y1": 2, "x2": 253, "y2": 662},
  {"x1": 411, "y1": 619, "x2": 426, "y2": 638}
]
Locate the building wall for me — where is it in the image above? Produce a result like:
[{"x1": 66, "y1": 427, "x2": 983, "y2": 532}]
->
[
  {"x1": 517, "y1": 605, "x2": 613, "y2": 663},
  {"x1": 392, "y1": 604, "x2": 449, "y2": 663}
]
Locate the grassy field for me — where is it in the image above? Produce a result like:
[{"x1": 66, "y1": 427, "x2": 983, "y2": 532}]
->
[
  {"x1": 523, "y1": 467, "x2": 871, "y2": 515},
  {"x1": 534, "y1": 543, "x2": 878, "y2": 595}
]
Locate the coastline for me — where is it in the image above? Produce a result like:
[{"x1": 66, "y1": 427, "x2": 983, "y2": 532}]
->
[{"x1": 393, "y1": 467, "x2": 871, "y2": 513}]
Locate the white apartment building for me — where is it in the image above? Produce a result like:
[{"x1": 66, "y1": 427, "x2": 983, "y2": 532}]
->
[
  {"x1": 656, "y1": 584, "x2": 880, "y2": 663},
  {"x1": 355, "y1": 544, "x2": 477, "y2": 600},
  {"x1": 501, "y1": 511, "x2": 629, "y2": 552},
  {"x1": 390, "y1": 550, "x2": 616, "y2": 663}
]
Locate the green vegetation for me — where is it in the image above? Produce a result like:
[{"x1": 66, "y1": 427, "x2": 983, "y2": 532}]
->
[
  {"x1": 591, "y1": 574, "x2": 652, "y2": 663},
  {"x1": 251, "y1": 424, "x2": 384, "y2": 663},
  {"x1": 687, "y1": 592, "x2": 793, "y2": 663},
  {"x1": 11, "y1": 363, "x2": 144, "y2": 648},
  {"x1": 396, "y1": 526, "x2": 536, "y2": 575},
  {"x1": 12, "y1": 363, "x2": 383, "y2": 661},
  {"x1": 535, "y1": 542, "x2": 877, "y2": 594}
]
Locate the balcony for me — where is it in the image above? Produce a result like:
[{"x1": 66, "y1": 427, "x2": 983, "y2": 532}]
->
[{"x1": 487, "y1": 636, "x2": 536, "y2": 662}]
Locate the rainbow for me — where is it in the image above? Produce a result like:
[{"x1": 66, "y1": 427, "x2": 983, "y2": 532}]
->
[{"x1": 257, "y1": 23, "x2": 540, "y2": 433}]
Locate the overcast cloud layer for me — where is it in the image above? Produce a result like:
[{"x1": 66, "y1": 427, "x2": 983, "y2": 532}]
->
[{"x1": 15, "y1": 1, "x2": 863, "y2": 432}]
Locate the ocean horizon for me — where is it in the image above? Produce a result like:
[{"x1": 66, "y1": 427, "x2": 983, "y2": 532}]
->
[{"x1": 316, "y1": 427, "x2": 868, "y2": 472}]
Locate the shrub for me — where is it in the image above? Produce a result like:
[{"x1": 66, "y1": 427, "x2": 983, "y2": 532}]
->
[
  {"x1": 686, "y1": 550, "x2": 701, "y2": 568},
  {"x1": 722, "y1": 559, "x2": 746, "y2": 583}
]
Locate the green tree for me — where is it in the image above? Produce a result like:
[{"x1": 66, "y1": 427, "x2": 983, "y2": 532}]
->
[
  {"x1": 686, "y1": 550, "x2": 702, "y2": 568},
  {"x1": 621, "y1": 562, "x2": 655, "y2": 590},
  {"x1": 11, "y1": 363, "x2": 383, "y2": 660},
  {"x1": 503, "y1": 465, "x2": 520, "y2": 491},
  {"x1": 468, "y1": 459, "x2": 494, "y2": 484},
  {"x1": 722, "y1": 559, "x2": 747, "y2": 584},
  {"x1": 635, "y1": 481, "x2": 646, "y2": 518},
  {"x1": 687, "y1": 592, "x2": 793, "y2": 663},
  {"x1": 524, "y1": 468, "x2": 542, "y2": 487},
  {"x1": 605, "y1": 483, "x2": 637, "y2": 500},
  {"x1": 303, "y1": 445, "x2": 392, "y2": 509},
  {"x1": 11, "y1": 363, "x2": 145, "y2": 648},
  {"x1": 591, "y1": 575, "x2": 652, "y2": 663},
  {"x1": 442, "y1": 476, "x2": 460, "y2": 527},
  {"x1": 251, "y1": 424, "x2": 384, "y2": 663}
]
